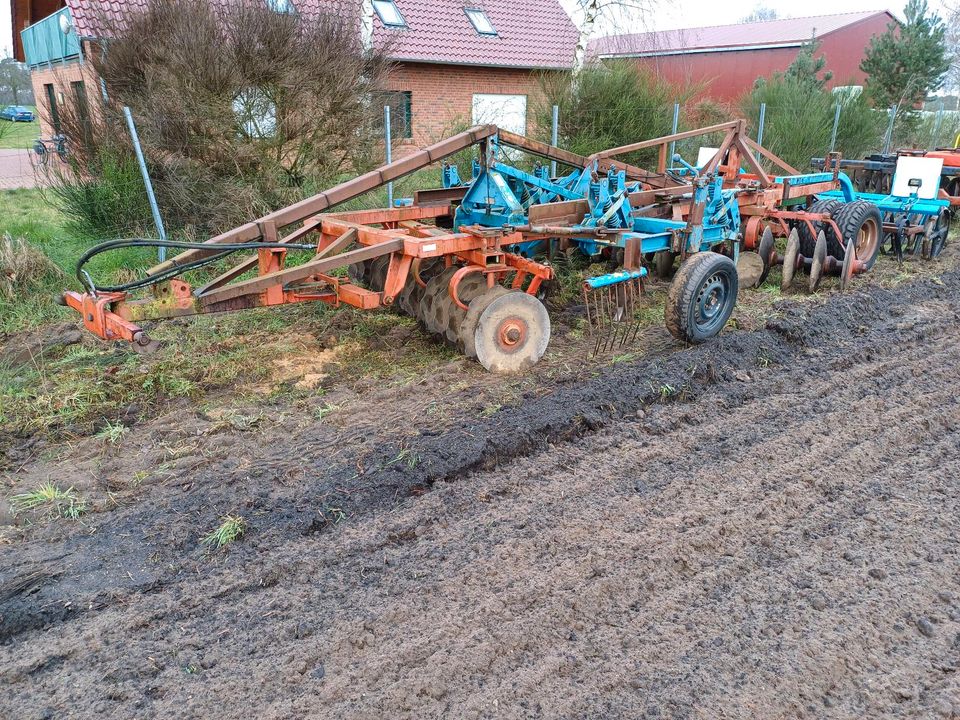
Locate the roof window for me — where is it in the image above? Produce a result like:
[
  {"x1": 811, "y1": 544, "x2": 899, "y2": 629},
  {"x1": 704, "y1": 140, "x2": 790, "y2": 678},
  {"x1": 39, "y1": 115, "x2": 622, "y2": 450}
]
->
[
  {"x1": 465, "y1": 8, "x2": 497, "y2": 36},
  {"x1": 266, "y1": 0, "x2": 296, "y2": 14},
  {"x1": 373, "y1": 0, "x2": 407, "y2": 28}
]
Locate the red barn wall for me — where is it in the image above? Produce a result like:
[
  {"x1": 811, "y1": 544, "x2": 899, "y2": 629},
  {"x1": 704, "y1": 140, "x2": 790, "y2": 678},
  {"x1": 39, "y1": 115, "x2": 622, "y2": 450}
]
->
[{"x1": 631, "y1": 12, "x2": 895, "y2": 103}]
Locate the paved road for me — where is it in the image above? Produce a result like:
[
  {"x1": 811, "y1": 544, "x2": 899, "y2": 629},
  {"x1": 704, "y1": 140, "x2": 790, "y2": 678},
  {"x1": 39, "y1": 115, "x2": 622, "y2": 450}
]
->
[{"x1": 0, "y1": 149, "x2": 38, "y2": 190}]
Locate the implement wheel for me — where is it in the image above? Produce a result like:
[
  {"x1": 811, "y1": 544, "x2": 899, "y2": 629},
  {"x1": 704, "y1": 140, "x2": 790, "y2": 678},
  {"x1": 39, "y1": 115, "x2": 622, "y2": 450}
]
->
[
  {"x1": 470, "y1": 290, "x2": 550, "y2": 373},
  {"x1": 835, "y1": 200, "x2": 882, "y2": 270},
  {"x1": 665, "y1": 252, "x2": 738, "y2": 344},
  {"x1": 797, "y1": 199, "x2": 842, "y2": 257}
]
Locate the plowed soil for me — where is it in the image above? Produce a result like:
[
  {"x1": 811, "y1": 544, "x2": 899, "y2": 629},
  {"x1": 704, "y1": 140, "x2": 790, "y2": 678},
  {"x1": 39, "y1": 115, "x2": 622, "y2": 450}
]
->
[{"x1": 3, "y1": 271, "x2": 960, "y2": 719}]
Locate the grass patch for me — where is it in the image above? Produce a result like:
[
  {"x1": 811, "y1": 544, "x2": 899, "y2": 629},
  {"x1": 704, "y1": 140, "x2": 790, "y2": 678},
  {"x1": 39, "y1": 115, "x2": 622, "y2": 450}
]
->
[
  {"x1": 200, "y1": 514, "x2": 246, "y2": 549},
  {"x1": 0, "y1": 113, "x2": 40, "y2": 150},
  {"x1": 9, "y1": 482, "x2": 87, "y2": 519}
]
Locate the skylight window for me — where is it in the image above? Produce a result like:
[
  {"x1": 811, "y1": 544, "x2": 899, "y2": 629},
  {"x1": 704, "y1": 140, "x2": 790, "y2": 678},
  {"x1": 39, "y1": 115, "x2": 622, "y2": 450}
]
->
[
  {"x1": 373, "y1": 0, "x2": 407, "y2": 28},
  {"x1": 266, "y1": 0, "x2": 296, "y2": 14},
  {"x1": 465, "y1": 8, "x2": 497, "y2": 36}
]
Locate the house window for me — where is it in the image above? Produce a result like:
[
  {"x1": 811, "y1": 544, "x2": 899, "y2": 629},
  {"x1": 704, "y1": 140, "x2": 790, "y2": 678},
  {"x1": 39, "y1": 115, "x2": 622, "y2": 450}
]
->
[
  {"x1": 374, "y1": 90, "x2": 413, "y2": 140},
  {"x1": 464, "y1": 8, "x2": 496, "y2": 36},
  {"x1": 233, "y1": 88, "x2": 277, "y2": 139},
  {"x1": 373, "y1": 0, "x2": 406, "y2": 28},
  {"x1": 44, "y1": 83, "x2": 61, "y2": 134},
  {"x1": 72, "y1": 80, "x2": 92, "y2": 145},
  {"x1": 472, "y1": 94, "x2": 526, "y2": 135},
  {"x1": 266, "y1": 0, "x2": 297, "y2": 13}
]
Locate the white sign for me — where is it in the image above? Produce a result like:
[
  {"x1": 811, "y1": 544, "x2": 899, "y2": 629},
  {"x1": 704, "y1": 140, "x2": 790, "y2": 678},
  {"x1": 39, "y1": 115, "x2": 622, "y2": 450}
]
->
[{"x1": 892, "y1": 156, "x2": 944, "y2": 199}]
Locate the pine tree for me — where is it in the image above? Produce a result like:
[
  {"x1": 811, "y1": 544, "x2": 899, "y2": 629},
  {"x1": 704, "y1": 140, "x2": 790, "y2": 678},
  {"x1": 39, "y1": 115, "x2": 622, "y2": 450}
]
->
[
  {"x1": 784, "y1": 36, "x2": 833, "y2": 90},
  {"x1": 860, "y1": 0, "x2": 950, "y2": 109}
]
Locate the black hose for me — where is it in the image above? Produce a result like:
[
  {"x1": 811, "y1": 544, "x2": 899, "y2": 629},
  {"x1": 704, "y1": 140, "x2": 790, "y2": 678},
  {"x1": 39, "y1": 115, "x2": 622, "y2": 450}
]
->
[{"x1": 76, "y1": 238, "x2": 318, "y2": 293}]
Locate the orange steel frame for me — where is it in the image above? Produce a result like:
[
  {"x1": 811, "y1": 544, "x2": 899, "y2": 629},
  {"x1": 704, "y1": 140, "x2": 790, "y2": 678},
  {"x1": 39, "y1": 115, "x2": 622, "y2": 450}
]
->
[{"x1": 64, "y1": 205, "x2": 554, "y2": 347}]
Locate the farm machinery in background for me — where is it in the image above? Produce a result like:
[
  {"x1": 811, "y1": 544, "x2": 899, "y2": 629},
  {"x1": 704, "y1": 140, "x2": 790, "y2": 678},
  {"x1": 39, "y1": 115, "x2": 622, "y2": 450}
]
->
[
  {"x1": 812, "y1": 143, "x2": 957, "y2": 260},
  {"x1": 60, "y1": 120, "x2": 950, "y2": 373}
]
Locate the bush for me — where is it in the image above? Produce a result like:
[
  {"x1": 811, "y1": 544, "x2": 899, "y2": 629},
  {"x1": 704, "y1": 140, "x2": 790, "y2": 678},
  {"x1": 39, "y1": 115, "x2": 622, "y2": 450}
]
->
[
  {"x1": 742, "y1": 79, "x2": 884, "y2": 170},
  {"x1": 535, "y1": 62, "x2": 695, "y2": 166},
  {"x1": 0, "y1": 233, "x2": 64, "y2": 299},
  {"x1": 43, "y1": 0, "x2": 389, "y2": 239}
]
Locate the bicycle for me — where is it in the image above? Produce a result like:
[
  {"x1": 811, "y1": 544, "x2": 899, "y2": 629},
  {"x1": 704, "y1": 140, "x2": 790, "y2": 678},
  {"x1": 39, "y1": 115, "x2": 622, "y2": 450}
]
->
[{"x1": 33, "y1": 134, "x2": 69, "y2": 166}]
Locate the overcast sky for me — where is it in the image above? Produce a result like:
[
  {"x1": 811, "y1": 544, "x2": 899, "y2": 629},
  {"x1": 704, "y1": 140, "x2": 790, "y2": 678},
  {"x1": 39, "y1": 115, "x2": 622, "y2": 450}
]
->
[{"x1": 0, "y1": 0, "x2": 952, "y2": 60}]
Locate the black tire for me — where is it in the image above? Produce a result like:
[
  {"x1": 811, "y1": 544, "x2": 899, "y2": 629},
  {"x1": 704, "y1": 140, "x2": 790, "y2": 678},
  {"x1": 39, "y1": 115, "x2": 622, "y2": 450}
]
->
[
  {"x1": 665, "y1": 252, "x2": 738, "y2": 344},
  {"x1": 796, "y1": 199, "x2": 843, "y2": 257},
  {"x1": 833, "y1": 200, "x2": 882, "y2": 270}
]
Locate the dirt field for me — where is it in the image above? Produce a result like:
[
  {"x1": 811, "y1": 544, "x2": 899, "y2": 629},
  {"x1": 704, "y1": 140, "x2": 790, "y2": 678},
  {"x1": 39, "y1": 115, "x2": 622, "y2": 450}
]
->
[{"x1": 2, "y1": 264, "x2": 960, "y2": 718}]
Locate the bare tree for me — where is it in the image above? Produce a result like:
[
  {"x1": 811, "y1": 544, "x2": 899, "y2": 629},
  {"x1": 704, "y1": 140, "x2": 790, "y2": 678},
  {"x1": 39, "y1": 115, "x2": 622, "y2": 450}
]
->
[
  {"x1": 946, "y1": 1, "x2": 960, "y2": 94},
  {"x1": 572, "y1": 0, "x2": 658, "y2": 71},
  {"x1": 741, "y1": 6, "x2": 779, "y2": 23},
  {"x1": 0, "y1": 56, "x2": 34, "y2": 106}
]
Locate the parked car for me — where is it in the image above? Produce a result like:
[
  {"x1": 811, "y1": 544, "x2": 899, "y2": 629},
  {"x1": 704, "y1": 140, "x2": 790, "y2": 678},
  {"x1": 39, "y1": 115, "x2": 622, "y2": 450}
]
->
[{"x1": 0, "y1": 106, "x2": 35, "y2": 122}]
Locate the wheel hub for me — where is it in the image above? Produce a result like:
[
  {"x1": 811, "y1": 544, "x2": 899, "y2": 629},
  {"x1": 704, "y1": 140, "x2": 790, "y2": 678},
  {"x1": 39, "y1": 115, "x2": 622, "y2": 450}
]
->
[
  {"x1": 496, "y1": 316, "x2": 527, "y2": 352},
  {"x1": 697, "y1": 276, "x2": 726, "y2": 324}
]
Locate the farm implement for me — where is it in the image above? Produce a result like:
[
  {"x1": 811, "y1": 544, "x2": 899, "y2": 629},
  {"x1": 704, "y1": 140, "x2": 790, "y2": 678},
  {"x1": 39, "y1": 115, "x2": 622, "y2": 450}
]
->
[
  {"x1": 812, "y1": 151, "x2": 954, "y2": 261},
  {"x1": 61, "y1": 120, "x2": 912, "y2": 372}
]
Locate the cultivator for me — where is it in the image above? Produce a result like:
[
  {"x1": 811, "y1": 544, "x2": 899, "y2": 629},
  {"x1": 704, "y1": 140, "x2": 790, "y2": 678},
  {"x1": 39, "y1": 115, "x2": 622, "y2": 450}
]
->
[
  {"x1": 812, "y1": 149, "x2": 955, "y2": 261},
  {"x1": 60, "y1": 119, "x2": 951, "y2": 373}
]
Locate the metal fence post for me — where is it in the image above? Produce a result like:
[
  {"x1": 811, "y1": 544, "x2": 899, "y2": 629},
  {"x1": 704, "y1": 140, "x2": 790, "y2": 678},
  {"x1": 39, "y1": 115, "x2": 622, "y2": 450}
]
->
[
  {"x1": 883, "y1": 105, "x2": 897, "y2": 154},
  {"x1": 384, "y1": 105, "x2": 393, "y2": 208},
  {"x1": 550, "y1": 104, "x2": 559, "y2": 177},
  {"x1": 755, "y1": 103, "x2": 766, "y2": 162},
  {"x1": 668, "y1": 103, "x2": 680, "y2": 163},
  {"x1": 122, "y1": 106, "x2": 167, "y2": 262},
  {"x1": 829, "y1": 102, "x2": 842, "y2": 153}
]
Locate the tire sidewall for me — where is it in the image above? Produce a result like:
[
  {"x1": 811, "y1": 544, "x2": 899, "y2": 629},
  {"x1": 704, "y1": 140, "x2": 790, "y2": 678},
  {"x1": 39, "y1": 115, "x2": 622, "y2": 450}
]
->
[{"x1": 681, "y1": 254, "x2": 739, "y2": 343}]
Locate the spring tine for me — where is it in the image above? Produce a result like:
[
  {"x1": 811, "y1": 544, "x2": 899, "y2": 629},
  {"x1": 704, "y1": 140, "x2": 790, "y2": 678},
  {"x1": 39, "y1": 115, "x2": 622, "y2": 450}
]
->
[{"x1": 583, "y1": 286, "x2": 593, "y2": 337}]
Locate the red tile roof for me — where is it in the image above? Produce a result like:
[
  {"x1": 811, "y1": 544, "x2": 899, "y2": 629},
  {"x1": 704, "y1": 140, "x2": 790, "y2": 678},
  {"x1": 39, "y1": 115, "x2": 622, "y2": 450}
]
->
[
  {"x1": 66, "y1": 0, "x2": 578, "y2": 70},
  {"x1": 590, "y1": 11, "x2": 896, "y2": 58},
  {"x1": 372, "y1": 0, "x2": 578, "y2": 69}
]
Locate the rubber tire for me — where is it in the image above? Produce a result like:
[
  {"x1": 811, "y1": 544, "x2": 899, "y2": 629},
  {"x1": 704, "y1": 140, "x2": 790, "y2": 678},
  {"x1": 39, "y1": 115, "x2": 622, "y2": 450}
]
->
[
  {"x1": 797, "y1": 199, "x2": 842, "y2": 257},
  {"x1": 665, "y1": 252, "x2": 738, "y2": 344},
  {"x1": 833, "y1": 200, "x2": 883, "y2": 271}
]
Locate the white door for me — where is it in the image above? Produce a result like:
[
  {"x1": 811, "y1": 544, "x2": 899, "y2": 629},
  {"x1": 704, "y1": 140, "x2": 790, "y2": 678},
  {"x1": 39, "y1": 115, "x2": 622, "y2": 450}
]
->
[{"x1": 472, "y1": 94, "x2": 527, "y2": 135}]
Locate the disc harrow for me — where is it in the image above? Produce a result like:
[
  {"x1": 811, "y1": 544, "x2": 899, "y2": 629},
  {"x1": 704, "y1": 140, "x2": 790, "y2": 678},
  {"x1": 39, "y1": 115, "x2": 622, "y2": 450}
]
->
[{"x1": 59, "y1": 119, "x2": 943, "y2": 373}]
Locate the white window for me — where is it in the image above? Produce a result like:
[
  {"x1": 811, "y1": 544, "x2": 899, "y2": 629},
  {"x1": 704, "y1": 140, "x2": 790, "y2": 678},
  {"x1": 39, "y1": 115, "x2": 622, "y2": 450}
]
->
[
  {"x1": 465, "y1": 8, "x2": 496, "y2": 36},
  {"x1": 266, "y1": 0, "x2": 296, "y2": 13},
  {"x1": 472, "y1": 94, "x2": 527, "y2": 135},
  {"x1": 234, "y1": 89, "x2": 277, "y2": 139},
  {"x1": 373, "y1": 0, "x2": 406, "y2": 28}
]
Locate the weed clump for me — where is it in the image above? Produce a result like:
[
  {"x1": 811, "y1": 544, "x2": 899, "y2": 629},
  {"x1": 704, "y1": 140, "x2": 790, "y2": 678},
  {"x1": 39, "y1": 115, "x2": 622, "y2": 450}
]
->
[
  {"x1": 201, "y1": 514, "x2": 246, "y2": 550},
  {"x1": 9, "y1": 482, "x2": 87, "y2": 520},
  {"x1": 0, "y1": 233, "x2": 64, "y2": 298}
]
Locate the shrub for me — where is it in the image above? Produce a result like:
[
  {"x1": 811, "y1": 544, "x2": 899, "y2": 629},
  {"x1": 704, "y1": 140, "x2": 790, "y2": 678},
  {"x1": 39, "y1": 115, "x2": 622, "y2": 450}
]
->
[
  {"x1": 742, "y1": 80, "x2": 885, "y2": 170},
  {"x1": 535, "y1": 62, "x2": 696, "y2": 166},
  {"x1": 43, "y1": 0, "x2": 389, "y2": 239},
  {"x1": 0, "y1": 233, "x2": 64, "y2": 299}
]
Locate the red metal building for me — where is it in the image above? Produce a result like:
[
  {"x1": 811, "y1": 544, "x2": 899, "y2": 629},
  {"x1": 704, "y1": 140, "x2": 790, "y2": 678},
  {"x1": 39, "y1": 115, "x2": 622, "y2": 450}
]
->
[{"x1": 589, "y1": 11, "x2": 899, "y2": 102}]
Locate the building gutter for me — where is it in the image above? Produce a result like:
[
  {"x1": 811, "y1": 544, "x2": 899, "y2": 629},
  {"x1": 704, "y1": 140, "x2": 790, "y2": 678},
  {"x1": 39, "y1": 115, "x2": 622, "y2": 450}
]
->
[{"x1": 597, "y1": 41, "x2": 805, "y2": 60}]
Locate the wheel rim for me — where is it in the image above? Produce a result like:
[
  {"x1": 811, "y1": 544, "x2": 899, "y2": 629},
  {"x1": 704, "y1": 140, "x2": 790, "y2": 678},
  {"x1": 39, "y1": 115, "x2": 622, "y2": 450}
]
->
[
  {"x1": 855, "y1": 216, "x2": 880, "y2": 259},
  {"x1": 694, "y1": 272, "x2": 730, "y2": 334}
]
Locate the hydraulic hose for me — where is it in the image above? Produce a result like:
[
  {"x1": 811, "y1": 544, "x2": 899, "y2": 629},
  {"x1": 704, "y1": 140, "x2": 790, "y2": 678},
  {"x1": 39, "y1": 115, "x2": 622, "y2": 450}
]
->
[{"x1": 76, "y1": 238, "x2": 317, "y2": 293}]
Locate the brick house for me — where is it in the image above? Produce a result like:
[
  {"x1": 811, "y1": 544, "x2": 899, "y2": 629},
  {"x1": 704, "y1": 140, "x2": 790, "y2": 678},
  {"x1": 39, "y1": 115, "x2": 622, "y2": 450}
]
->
[
  {"x1": 13, "y1": 0, "x2": 578, "y2": 145},
  {"x1": 589, "y1": 11, "x2": 898, "y2": 103}
]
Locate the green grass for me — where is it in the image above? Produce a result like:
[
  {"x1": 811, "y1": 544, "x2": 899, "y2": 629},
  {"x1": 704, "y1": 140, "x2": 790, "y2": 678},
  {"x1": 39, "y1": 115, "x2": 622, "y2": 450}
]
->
[
  {"x1": 0, "y1": 111, "x2": 40, "y2": 150},
  {"x1": 200, "y1": 514, "x2": 246, "y2": 549},
  {"x1": 9, "y1": 482, "x2": 87, "y2": 519}
]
